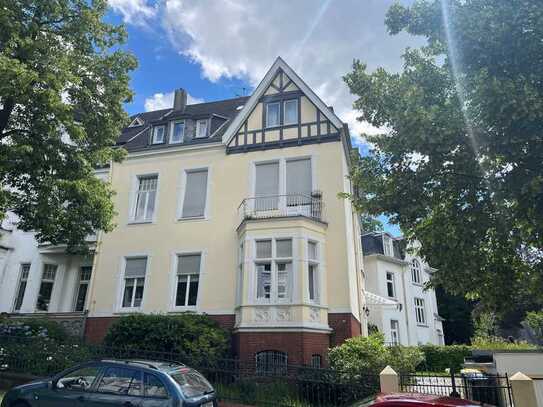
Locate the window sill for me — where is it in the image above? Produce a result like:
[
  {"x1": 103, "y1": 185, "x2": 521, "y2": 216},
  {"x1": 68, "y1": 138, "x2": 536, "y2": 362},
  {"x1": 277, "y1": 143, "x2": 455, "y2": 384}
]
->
[
  {"x1": 265, "y1": 124, "x2": 281, "y2": 129},
  {"x1": 115, "y1": 307, "x2": 143, "y2": 314},
  {"x1": 412, "y1": 282, "x2": 424, "y2": 287},
  {"x1": 168, "y1": 307, "x2": 197, "y2": 313},
  {"x1": 127, "y1": 220, "x2": 154, "y2": 225},
  {"x1": 177, "y1": 216, "x2": 207, "y2": 222},
  {"x1": 417, "y1": 324, "x2": 429, "y2": 328}
]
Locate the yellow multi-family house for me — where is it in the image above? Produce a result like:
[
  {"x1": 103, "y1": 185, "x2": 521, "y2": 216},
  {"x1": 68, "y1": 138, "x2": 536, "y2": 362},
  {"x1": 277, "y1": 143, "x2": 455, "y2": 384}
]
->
[{"x1": 85, "y1": 57, "x2": 367, "y2": 366}]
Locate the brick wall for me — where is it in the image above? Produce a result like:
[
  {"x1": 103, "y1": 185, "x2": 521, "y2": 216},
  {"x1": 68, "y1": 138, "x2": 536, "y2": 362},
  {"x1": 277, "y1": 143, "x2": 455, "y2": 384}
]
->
[
  {"x1": 233, "y1": 331, "x2": 330, "y2": 366},
  {"x1": 328, "y1": 313, "x2": 362, "y2": 348}
]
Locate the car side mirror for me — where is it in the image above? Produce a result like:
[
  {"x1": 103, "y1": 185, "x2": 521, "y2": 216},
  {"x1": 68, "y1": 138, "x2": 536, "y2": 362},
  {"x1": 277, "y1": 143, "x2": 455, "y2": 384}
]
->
[{"x1": 54, "y1": 380, "x2": 64, "y2": 390}]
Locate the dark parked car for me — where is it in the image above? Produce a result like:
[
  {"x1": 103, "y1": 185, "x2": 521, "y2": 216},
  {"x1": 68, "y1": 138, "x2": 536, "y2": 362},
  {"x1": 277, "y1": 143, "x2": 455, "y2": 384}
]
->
[
  {"x1": 1, "y1": 359, "x2": 217, "y2": 407},
  {"x1": 352, "y1": 393, "x2": 484, "y2": 406}
]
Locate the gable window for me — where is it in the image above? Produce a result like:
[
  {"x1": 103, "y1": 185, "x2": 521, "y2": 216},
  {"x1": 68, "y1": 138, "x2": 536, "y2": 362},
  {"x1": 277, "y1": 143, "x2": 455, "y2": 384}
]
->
[
  {"x1": 13, "y1": 263, "x2": 30, "y2": 311},
  {"x1": 133, "y1": 175, "x2": 158, "y2": 222},
  {"x1": 308, "y1": 241, "x2": 319, "y2": 303},
  {"x1": 175, "y1": 253, "x2": 201, "y2": 307},
  {"x1": 265, "y1": 102, "x2": 280, "y2": 127},
  {"x1": 256, "y1": 350, "x2": 287, "y2": 376},
  {"x1": 181, "y1": 169, "x2": 208, "y2": 218},
  {"x1": 386, "y1": 271, "x2": 395, "y2": 298},
  {"x1": 255, "y1": 239, "x2": 292, "y2": 303},
  {"x1": 195, "y1": 119, "x2": 208, "y2": 138},
  {"x1": 170, "y1": 120, "x2": 185, "y2": 144},
  {"x1": 152, "y1": 125, "x2": 165, "y2": 144},
  {"x1": 284, "y1": 99, "x2": 298, "y2": 125},
  {"x1": 255, "y1": 161, "x2": 280, "y2": 211},
  {"x1": 414, "y1": 297, "x2": 426, "y2": 325},
  {"x1": 74, "y1": 266, "x2": 92, "y2": 312},
  {"x1": 36, "y1": 264, "x2": 57, "y2": 311},
  {"x1": 383, "y1": 235, "x2": 394, "y2": 257},
  {"x1": 411, "y1": 259, "x2": 422, "y2": 284},
  {"x1": 122, "y1": 257, "x2": 147, "y2": 308},
  {"x1": 390, "y1": 320, "x2": 400, "y2": 345}
]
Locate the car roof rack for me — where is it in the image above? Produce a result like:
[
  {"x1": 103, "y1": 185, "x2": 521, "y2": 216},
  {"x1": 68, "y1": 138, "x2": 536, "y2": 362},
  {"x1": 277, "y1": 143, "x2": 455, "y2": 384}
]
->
[{"x1": 99, "y1": 359, "x2": 160, "y2": 370}]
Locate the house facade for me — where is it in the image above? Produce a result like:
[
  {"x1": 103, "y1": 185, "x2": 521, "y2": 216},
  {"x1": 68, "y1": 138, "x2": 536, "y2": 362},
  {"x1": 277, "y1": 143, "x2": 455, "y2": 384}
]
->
[
  {"x1": 80, "y1": 57, "x2": 367, "y2": 365},
  {"x1": 362, "y1": 232, "x2": 444, "y2": 346}
]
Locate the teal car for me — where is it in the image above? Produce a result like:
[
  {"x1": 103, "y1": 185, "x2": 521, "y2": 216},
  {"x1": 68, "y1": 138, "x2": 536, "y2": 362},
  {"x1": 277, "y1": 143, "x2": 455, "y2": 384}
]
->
[{"x1": 1, "y1": 359, "x2": 216, "y2": 407}]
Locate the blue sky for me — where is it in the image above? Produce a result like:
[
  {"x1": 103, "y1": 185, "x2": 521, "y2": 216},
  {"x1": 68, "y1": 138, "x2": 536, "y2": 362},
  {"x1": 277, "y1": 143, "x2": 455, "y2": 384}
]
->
[{"x1": 106, "y1": 0, "x2": 420, "y2": 236}]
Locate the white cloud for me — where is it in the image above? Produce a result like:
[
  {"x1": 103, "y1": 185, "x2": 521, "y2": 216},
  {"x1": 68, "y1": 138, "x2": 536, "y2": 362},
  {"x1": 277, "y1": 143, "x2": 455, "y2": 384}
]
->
[
  {"x1": 118, "y1": 0, "x2": 421, "y2": 145},
  {"x1": 144, "y1": 91, "x2": 205, "y2": 112},
  {"x1": 108, "y1": 0, "x2": 156, "y2": 26}
]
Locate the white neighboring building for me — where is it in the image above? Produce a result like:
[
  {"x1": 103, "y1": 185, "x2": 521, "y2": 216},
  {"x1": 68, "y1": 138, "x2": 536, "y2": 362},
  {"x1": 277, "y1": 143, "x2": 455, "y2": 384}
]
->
[
  {"x1": 362, "y1": 231, "x2": 445, "y2": 346},
  {"x1": 0, "y1": 168, "x2": 108, "y2": 319}
]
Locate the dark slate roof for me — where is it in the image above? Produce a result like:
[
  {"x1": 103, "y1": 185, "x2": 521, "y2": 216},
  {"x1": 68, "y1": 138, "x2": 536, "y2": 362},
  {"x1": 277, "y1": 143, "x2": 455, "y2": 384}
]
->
[
  {"x1": 117, "y1": 96, "x2": 250, "y2": 152},
  {"x1": 361, "y1": 232, "x2": 404, "y2": 260}
]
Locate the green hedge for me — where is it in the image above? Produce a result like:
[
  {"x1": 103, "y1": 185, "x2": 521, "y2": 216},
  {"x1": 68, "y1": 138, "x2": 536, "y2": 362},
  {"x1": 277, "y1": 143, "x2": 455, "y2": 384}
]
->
[
  {"x1": 0, "y1": 317, "x2": 67, "y2": 342},
  {"x1": 103, "y1": 313, "x2": 230, "y2": 365},
  {"x1": 417, "y1": 345, "x2": 471, "y2": 372}
]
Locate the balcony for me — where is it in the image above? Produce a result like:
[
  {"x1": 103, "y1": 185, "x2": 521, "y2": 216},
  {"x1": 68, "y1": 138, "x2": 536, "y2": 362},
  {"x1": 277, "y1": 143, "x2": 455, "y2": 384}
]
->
[{"x1": 238, "y1": 193, "x2": 324, "y2": 224}]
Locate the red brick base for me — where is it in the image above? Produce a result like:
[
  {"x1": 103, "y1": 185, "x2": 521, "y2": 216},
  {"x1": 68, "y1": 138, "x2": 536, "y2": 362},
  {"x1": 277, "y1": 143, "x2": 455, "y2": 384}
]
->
[
  {"x1": 328, "y1": 313, "x2": 362, "y2": 347},
  {"x1": 84, "y1": 317, "x2": 118, "y2": 343}
]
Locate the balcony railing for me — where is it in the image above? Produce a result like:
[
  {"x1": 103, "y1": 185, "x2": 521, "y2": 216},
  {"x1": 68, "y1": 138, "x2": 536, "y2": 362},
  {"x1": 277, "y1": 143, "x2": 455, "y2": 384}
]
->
[{"x1": 238, "y1": 193, "x2": 324, "y2": 223}]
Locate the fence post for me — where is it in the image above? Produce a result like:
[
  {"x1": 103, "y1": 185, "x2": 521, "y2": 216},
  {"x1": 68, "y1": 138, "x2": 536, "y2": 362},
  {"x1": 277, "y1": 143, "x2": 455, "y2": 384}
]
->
[
  {"x1": 380, "y1": 365, "x2": 399, "y2": 394},
  {"x1": 510, "y1": 372, "x2": 538, "y2": 407}
]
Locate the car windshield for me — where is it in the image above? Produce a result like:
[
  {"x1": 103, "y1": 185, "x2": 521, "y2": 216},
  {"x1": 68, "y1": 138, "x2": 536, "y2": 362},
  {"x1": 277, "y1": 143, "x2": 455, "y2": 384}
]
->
[{"x1": 169, "y1": 368, "x2": 214, "y2": 398}]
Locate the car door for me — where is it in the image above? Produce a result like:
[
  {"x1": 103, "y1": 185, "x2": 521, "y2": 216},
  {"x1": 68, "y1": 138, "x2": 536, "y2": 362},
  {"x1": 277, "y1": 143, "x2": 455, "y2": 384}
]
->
[
  {"x1": 84, "y1": 366, "x2": 144, "y2": 407},
  {"x1": 35, "y1": 365, "x2": 101, "y2": 407},
  {"x1": 140, "y1": 373, "x2": 173, "y2": 407}
]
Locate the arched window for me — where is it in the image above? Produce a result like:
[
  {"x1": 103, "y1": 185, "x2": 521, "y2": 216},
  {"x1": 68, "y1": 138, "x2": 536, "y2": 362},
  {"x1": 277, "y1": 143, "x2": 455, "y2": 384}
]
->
[
  {"x1": 255, "y1": 350, "x2": 287, "y2": 376},
  {"x1": 310, "y1": 354, "x2": 322, "y2": 368},
  {"x1": 411, "y1": 259, "x2": 421, "y2": 284}
]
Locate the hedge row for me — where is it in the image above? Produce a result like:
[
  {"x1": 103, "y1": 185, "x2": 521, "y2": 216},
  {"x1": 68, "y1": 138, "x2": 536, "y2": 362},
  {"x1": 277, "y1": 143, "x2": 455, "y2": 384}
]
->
[{"x1": 417, "y1": 345, "x2": 471, "y2": 372}]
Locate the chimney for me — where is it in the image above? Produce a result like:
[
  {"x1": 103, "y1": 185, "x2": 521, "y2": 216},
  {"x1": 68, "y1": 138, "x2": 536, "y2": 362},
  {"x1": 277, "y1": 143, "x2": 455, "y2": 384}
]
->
[{"x1": 173, "y1": 88, "x2": 187, "y2": 111}]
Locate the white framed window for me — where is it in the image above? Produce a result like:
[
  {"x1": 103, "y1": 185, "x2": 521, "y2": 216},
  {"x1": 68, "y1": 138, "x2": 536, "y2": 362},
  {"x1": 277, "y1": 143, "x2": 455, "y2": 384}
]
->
[
  {"x1": 36, "y1": 264, "x2": 57, "y2": 311},
  {"x1": 414, "y1": 297, "x2": 426, "y2": 325},
  {"x1": 284, "y1": 99, "x2": 298, "y2": 125},
  {"x1": 170, "y1": 120, "x2": 185, "y2": 144},
  {"x1": 255, "y1": 238, "x2": 293, "y2": 303},
  {"x1": 390, "y1": 320, "x2": 400, "y2": 345},
  {"x1": 152, "y1": 125, "x2": 165, "y2": 144},
  {"x1": 132, "y1": 175, "x2": 158, "y2": 222},
  {"x1": 195, "y1": 119, "x2": 208, "y2": 138},
  {"x1": 383, "y1": 235, "x2": 394, "y2": 257},
  {"x1": 74, "y1": 266, "x2": 92, "y2": 312},
  {"x1": 265, "y1": 102, "x2": 280, "y2": 127},
  {"x1": 13, "y1": 263, "x2": 30, "y2": 312},
  {"x1": 286, "y1": 158, "x2": 312, "y2": 207},
  {"x1": 122, "y1": 257, "x2": 147, "y2": 309},
  {"x1": 180, "y1": 168, "x2": 208, "y2": 218},
  {"x1": 411, "y1": 259, "x2": 422, "y2": 284},
  {"x1": 386, "y1": 271, "x2": 395, "y2": 298},
  {"x1": 308, "y1": 240, "x2": 320, "y2": 303},
  {"x1": 175, "y1": 253, "x2": 201, "y2": 308}
]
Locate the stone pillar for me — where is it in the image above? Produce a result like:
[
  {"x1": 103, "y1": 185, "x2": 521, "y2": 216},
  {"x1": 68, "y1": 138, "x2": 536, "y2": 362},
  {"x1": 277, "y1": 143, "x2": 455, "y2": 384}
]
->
[
  {"x1": 380, "y1": 365, "x2": 399, "y2": 394},
  {"x1": 510, "y1": 372, "x2": 538, "y2": 407}
]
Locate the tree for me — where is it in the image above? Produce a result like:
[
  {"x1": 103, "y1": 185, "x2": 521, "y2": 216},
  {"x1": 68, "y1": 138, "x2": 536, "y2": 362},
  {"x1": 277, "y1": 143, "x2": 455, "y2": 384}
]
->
[
  {"x1": 435, "y1": 287, "x2": 474, "y2": 345},
  {"x1": 0, "y1": 0, "x2": 136, "y2": 252},
  {"x1": 344, "y1": 0, "x2": 543, "y2": 309},
  {"x1": 360, "y1": 214, "x2": 384, "y2": 233}
]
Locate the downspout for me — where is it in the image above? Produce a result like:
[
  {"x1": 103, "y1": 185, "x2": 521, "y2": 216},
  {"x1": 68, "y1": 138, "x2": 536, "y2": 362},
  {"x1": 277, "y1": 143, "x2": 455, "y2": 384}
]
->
[{"x1": 400, "y1": 264, "x2": 412, "y2": 345}]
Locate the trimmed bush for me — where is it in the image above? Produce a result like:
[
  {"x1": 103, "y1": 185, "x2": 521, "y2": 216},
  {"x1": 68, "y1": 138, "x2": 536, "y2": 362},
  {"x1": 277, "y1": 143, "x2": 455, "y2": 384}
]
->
[
  {"x1": 471, "y1": 336, "x2": 538, "y2": 351},
  {"x1": 418, "y1": 345, "x2": 471, "y2": 372},
  {"x1": 103, "y1": 313, "x2": 230, "y2": 364},
  {"x1": 328, "y1": 333, "x2": 424, "y2": 376},
  {"x1": 0, "y1": 317, "x2": 67, "y2": 342}
]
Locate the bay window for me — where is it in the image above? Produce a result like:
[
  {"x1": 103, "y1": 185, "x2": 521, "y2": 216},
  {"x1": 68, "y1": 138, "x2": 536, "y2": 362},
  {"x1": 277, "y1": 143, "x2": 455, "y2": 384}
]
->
[
  {"x1": 255, "y1": 239, "x2": 292, "y2": 302},
  {"x1": 307, "y1": 241, "x2": 319, "y2": 303}
]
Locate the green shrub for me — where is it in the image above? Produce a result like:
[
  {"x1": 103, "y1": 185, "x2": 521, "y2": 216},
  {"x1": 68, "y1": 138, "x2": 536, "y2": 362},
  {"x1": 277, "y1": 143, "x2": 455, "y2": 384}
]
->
[
  {"x1": 0, "y1": 317, "x2": 67, "y2": 342},
  {"x1": 524, "y1": 311, "x2": 543, "y2": 341},
  {"x1": 471, "y1": 336, "x2": 538, "y2": 350},
  {"x1": 328, "y1": 333, "x2": 424, "y2": 376},
  {"x1": 103, "y1": 313, "x2": 230, "y2": 365},
  {"x1": 418, "y1": 345, "x2": 471, "y2": 372}
]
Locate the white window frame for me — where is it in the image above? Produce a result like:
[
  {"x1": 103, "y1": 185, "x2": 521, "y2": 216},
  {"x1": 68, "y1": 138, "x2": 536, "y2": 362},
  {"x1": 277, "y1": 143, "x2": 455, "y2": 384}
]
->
[
  {"x1": 13, "y1": 263, "x2": 31, "y2": 312},
  {"x1": 383, "y1": 235, "x2": 394, "y2": 257},
  {"x1": 170, "y1": 251, "x2": 204, "y2": 311},
  {"x1": 283, "y1": 99, "x2": 298, "y2": 125},
  {"x1": 390, "y1": 319, "x2": 400, "y2": 345},
  {"x1": 170, "y1": 120, "x2": 185, "y2": 144},
  {"x1": 411, "y1": 259, "x2": 422, "y2": 284},
  {"x1": 195, "y1": 119, "x2": 208, "y2": 138},
  {"x1": 73, "y1": 265, "x2": 92, "y2": 312},
  {"x1": 129, "y1": 173, "x2": 159, "y2": 224},
  {"x1": 254, "y1": 238, "x2": 293, "y2": 304},
  {"x1": 35, "y1": 263, "x2": 58, "y2": 312},
  {"x1": 117, "y1": 255, "x2": 150, "y2": 312},
  {"x1": 265, "y1": 102, "x2": 280, "y2": 128},
  {"x1": 386, "y1": 271, "x2": 396, "y2": 299},
  {"x1": 151, "y1": 125, "x2": 165, "y2": 144},
  {"x1": 177, "y1": 166, "x2": 211, "y2": 220},
  {"x1": 414, "y1": 297, "x2": 427, "y2": 325},
  {"x1": 307, "y1": 240, "x2": 320, "y2": 304}
]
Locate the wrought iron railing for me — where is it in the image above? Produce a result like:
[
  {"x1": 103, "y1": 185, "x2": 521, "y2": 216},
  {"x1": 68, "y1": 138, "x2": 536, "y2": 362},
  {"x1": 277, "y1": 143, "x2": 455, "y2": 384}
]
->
[{"x1": 238, "y1": 193, "x2": 324, "y2": 223}]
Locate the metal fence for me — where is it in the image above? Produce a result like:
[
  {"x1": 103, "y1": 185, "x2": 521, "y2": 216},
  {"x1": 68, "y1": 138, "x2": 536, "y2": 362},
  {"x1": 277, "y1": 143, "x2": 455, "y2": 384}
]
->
[
  {"x1": 0, "y1": 335, "x2": 378, "y2": 407},
  {"x1": 400, "y1": 371, "x2": 514, "y2": 407}
]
